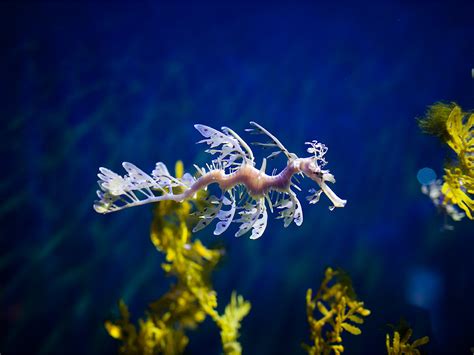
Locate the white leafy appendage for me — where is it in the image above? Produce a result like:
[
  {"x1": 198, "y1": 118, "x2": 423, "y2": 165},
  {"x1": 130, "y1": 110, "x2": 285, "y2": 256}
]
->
[
  {"x1": 94, "y1": 162, "x2": 181, "y2": 214},
  {"x1": 306, "y1": 140, "x2": 328, "y2": 167},
  {"x1": 214, "y1": 195, "x2": 237, "y2": 236},
  {"x1": 275, "y1": 191, "x2": 303, "y2": 227},
  {"x1": 235, "y1": 198, "x2": 268, "y2": 240},
  {"x1": 195, "y1": 124, "x2": 253, "y2": 168},
  {"x1": 192, "y1": 195, "x2": 223, "y2": 233}
]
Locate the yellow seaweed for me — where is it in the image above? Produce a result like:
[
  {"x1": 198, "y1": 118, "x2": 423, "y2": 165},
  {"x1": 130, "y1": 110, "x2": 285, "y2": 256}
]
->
[
  {"x1": 442, "y1": 167, "x2": 474, "y2": 219},
  {"x1": 418, "y1": 102, "x2": 456, "y2": 142},
  {"x1": 445, "y1": 105, "x2": 474, "y2": 171},
  {"x1": 303, "y1": 267, "x2": 371, "y2": 355},
  {"x1": 418, "y1": 103, "x2": 474, "y2": 221},
  {"x1": 215, "y1": 291, "x2": 252, "y2": 355},
  {"x1": 442, "y1": 104, "x2": 474, "y2": 219},
  {"x1": 386, "y1": 328, "x2": 429, "y2": 355},
  {"x1": 105, "y1": 161, "x2": 250, "y2": 355}
]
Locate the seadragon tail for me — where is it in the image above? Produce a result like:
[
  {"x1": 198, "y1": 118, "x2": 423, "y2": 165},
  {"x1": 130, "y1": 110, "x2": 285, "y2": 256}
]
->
[{"x1": 93, "y1": 162, "x2": 195, "y2": 214}]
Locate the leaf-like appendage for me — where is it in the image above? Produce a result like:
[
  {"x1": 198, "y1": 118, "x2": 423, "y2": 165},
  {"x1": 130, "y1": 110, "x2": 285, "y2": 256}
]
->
[
  {"x1": 195, "y1": 124, "x2": 251, "y2": 167},
  {"x1": 234, "y1": 198, "x2": 268, "y2": 239},
  {"x1": 122, "y1": 162, "x2": 157, "y2": 195},
  {"x1": 276, "y1": 191, "x2": 303, "y2": 227},
  {"x1": 97, "y1": 167, "x2": 130, "y2": 196},
  {"x1": 181, "y1": 173, "x2": 196, "y2": 187},
  {"x1": 193, "y1": 195, "x2": 223, "y2": 233},
  {"x1": 214, "y1": 195, "x2": 237, "y2": 236},
  {"x1": 305, "y1": 140, "x2": 328, "y2": 167},
  {"x1": 94, "y1": 161, "x2": 182, "y2": 214},
  {"x1": 152, "y1": 162, "x2": 181, "y2": 190},
  {"x1": 307, "y1": 189, "x2": 323, "y2": 205}
]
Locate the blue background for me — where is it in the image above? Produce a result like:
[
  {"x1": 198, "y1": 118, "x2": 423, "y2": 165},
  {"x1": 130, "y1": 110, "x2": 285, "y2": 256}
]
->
[{"x1": 2, "y1": 1, "x2": 474, "y2": 354}]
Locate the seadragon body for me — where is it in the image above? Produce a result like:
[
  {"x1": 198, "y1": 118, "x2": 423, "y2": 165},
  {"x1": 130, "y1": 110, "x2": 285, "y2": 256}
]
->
[{"x1": 94, "y1": 122, "x2": 347, "y2": 239}]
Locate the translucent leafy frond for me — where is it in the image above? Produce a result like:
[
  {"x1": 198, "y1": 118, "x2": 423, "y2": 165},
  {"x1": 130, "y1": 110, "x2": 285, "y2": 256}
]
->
[
  {"x1": 275, "y1": 190, "x2": 303, "y2": 227},
  {"x1": 152, "y1": 162, "x2": 188, "y2": 189},
  {"x1": 94, "y1": 189, "x2": 122, "y2": 213},
  {"x1": 195, "y1": 124, "x2": 253, "y2": 167},
  {"x1": 214, "y1": 193, "x2": 237, "y2": 236},
  {"x1": 192, "y1": 195, "x2": 223, "y2": 233},
  {"x1": 306, "y1": 188, "x2": 323, "y2": 205},
  {"x1": 246, "y1": 121, "x2": 298, "y2": 161},
  {"x1": 234, "y1": 198, "x2": 268, "y2": 239},
  {"x1": 94, "y1": 162, "x2": 186, "y2": 214},
  {"x1": 305, "y1": 140, "x2": 328, "y2": 168},
  {"x1": 122, "y1": 162, "x2": 159, "y2": 192},
  {"x1": 181, "y1": 173, "x2": 196, "y2": 188},
  {"x1": 221, "y1": 126, "x2": 255, "y2": 163}
]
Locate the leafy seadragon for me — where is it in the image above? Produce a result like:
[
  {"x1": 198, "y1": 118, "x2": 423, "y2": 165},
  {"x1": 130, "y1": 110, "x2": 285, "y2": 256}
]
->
[{"x1": 94, "y1": 122, "x2": 346, "y2": 239}]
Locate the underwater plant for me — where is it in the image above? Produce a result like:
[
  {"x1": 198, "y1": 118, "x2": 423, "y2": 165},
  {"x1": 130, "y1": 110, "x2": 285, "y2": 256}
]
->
[
  {"x1": 303, "y1": 267, "x2": 371, "y2": 355},
  {"x1": 94, "y1": 122, "x2": 346, "y2": 239},
  {"x1": 418, "y1": 103, "x2": 474, "y2": 221},
  {"x1": 105, "y1": 161, "x2": 251, "y2": 355},
  {"x1": 386, "y1": 328, "x2": 429, "y2": 355}
]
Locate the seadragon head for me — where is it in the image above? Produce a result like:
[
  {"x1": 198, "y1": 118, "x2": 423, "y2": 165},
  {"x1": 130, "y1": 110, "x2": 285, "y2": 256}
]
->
[{"x1": 298, "y1": 140, "x2": 347, "y2": 210}]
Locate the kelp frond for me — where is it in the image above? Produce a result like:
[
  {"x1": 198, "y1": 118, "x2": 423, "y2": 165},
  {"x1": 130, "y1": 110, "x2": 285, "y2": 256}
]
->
[
  {"x1": 105, "y1": 300, "x2": 189, "y2": 355},
  {"x1": 417, "y1": 102, "x2": 457, "y2": 142},
  {"x1": 215, "y1": 291, "x2": 252, "y2": 355},
  {"x1": 303, "y1": 267, "x2": 371, "y2": 355},
  {"x1": 442, "y1": 167, "x2": 474, "y2": 219},
  {"x1": 386, "y1": 328, "x2": 429, "y2": 355},
  {"x1": 105, "y1": 161, "x2": 250, "y2": 355},
  {"x1": 419, "y1": 102, "x2": 474, "y2": 221},
  {"x1": 445, "y1": 104, "x2": 474, "y2": 171}
]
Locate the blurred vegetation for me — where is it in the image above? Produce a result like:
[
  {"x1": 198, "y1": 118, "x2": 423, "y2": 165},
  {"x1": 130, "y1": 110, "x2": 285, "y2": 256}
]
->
[
  {"x1": 105, "y1": 161, "x2": 250, "y2": 355},
  {"x1": 417, "y1": 102, "x2": 457, "y2": 142},
  {"x1": 303, "y1": 267, "x2": 371, "y2": 355},
  {"x1": 418, "y1": 102, "x2": 474, "y2": 220},
  {"x1": 385, "y1": 320, "x2": 429, "y2": 355}
]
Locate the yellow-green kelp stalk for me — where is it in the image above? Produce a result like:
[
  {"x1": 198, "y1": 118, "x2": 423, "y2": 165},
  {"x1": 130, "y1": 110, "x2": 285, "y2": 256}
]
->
[
  {"x1": 303, "y1": 267, "x2": 371, "y2": 355},
  {"x1": 105, "y1": 161, "x2": 251, "y2": 355},
  {"x1": 418, "y1": 102, "x2": 474, "y2": 220}
]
